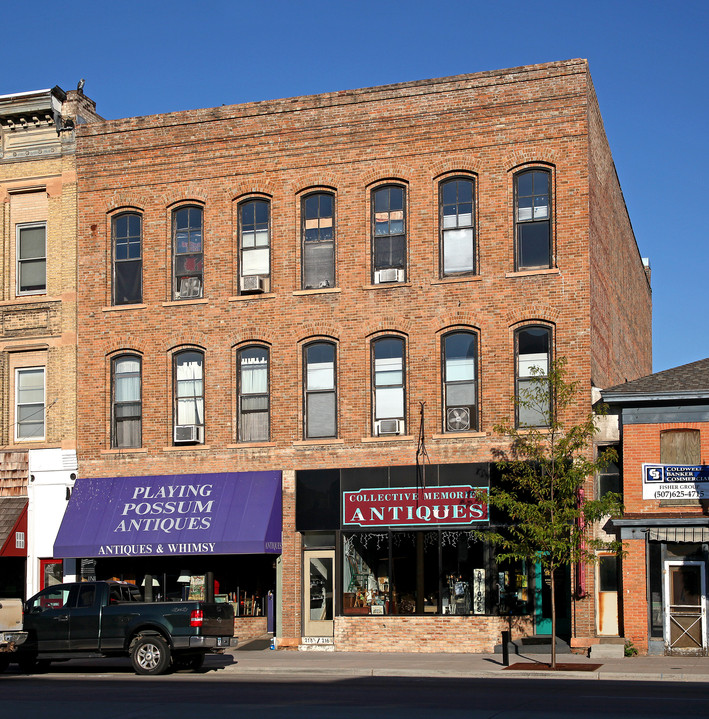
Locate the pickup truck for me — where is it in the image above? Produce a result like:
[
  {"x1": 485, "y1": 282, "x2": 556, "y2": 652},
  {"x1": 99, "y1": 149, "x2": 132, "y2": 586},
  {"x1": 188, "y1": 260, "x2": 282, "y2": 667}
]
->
[
  {"x1": 10, "y1": 581, "x2": 234, "y2": 675},
  {"x1": 0, "y1": 598, "x2": 28, "y2": 672}
]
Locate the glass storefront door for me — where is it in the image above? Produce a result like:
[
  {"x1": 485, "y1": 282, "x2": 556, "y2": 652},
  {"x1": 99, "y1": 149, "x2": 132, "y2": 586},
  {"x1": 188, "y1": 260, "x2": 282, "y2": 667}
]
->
[
  {"x1": 664, "y1": 561, "x2": 706, "y2": 654},
  {"x1": 304, "y1": 549, "x2": 334, "y2": 637}
]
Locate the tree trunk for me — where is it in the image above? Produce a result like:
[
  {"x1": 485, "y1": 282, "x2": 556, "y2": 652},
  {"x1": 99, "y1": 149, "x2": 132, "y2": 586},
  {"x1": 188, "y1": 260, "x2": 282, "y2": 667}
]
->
[{"x1": 550, "y1": 563, "x2": 557, "y2": 669}]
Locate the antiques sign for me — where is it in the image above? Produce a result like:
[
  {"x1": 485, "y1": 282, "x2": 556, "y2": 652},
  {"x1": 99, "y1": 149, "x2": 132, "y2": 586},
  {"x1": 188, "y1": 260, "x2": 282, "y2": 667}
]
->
[
  {"x1": 643, "y1": 463, "x2": 709, "y2": 500},
  {"x1": 343, "y1": 485, "x2": 488, "y2": 527}
]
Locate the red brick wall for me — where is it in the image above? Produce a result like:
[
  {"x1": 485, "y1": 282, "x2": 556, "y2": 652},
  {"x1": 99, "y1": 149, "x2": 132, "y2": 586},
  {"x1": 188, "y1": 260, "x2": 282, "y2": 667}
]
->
[{"x1": 621, "y1": 538, "x2": 648, "y2": 653}]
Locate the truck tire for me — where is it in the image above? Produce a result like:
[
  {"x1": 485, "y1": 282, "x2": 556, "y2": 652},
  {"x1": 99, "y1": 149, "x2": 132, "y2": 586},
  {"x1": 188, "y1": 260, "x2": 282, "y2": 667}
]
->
[{"x1": 130, "y1": 635, "x2": 171, "y2": 676}]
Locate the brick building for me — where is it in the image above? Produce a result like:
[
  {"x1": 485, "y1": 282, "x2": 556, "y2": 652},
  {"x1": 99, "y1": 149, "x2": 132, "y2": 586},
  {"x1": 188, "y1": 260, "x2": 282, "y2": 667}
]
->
[
  {"x1": 0, "y1": 86, "x2": 101, "y2": 598},
  {"x1": 62, "y1": 59, "x2": 651, "y2": 651},
  {"x1": 602, "y1": 359, "x2": 709, "y2": 655}
]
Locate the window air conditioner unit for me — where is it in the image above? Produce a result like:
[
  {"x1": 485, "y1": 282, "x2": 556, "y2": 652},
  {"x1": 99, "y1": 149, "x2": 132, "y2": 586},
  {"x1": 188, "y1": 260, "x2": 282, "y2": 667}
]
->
[
  {"x1": 174, "y1": 424, "x2": 204, "y2": 443},
  {"x1": 178, "y1": 277, "x2": 202, "y2": 299},
  {"x1": 240, "y1": 275, "x2": 265, "y2": 293},
  {"x1": 374, "y1": 268, "x2": 404, "y2": 284},
  {"x1": 375, "y1": 419, "x2": 404, "y2": 436},
  {"x1": 446, "y1": 407, "x2": 471, "y2": 432}
]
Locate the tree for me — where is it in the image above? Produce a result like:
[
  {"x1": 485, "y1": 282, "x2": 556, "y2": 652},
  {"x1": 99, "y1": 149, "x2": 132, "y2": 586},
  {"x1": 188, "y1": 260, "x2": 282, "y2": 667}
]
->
[{"x1": 478, "y1": 357, "x2": 623, "y2": 668}]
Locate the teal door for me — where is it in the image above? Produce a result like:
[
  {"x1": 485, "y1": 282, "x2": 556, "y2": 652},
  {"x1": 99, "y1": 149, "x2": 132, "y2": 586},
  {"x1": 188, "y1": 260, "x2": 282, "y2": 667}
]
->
[{"x1": 533, "y1": 563, "x2": 571, "y2": 638}]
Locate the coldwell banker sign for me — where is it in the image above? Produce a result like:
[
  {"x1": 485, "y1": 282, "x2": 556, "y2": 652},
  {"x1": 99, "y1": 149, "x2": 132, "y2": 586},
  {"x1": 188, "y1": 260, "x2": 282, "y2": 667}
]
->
[
  {"x1": 343, "y1": 485, "x2": 488, "y2": 527},
  {"x1": 643, "y1": 463, "x2": 709, "y2": 500}
]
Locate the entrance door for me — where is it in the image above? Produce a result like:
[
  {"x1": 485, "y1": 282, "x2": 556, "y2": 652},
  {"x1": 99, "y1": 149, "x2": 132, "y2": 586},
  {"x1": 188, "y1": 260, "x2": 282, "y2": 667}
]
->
[
  {"x1": 532, "y1": 563, "x2": 571, "y2": 638},
  {"x1": 664, "y1": 561, "x2": 706, "y2": 655},
  {"x1": 596, "y1": 553, "x2": 619, "y2": 636},
  {"x1": 303, "y1": 550, "x2": 334, "y2": 637}
]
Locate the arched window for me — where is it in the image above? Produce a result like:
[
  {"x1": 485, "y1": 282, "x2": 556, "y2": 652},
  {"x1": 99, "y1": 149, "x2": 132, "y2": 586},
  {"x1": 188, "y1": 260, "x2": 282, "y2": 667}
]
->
[
  {"x1": 304, "y1": 341, "x2": 337, "y2": 438},
  {"x1": 238, "y1": 346, "x2": 269, "y2": 441},
  {"x1": 112, "y1": 212, "x2": 142, "y2": 305},
  {"x1": 112, "y1": 355, "x2": 141, "y2": 448},
  {"x1": 372, "y1": 336, "x2": 405, "y2": 435},
  {"x1": 172, "y1": 206, "x2": 204, "y2": 299},
  {"x1": 173, "y1": 350, "x2": 204, "y2": 443},
  {"x1": 239, "y1": 199, "x2": 270, "y2": 293},
  {"x1": 440, "y1": 178, "x2": 475, "y2": 276},
  {"x1": 515, "y1": 169, "x2": 551, "y2": 270},
  {"x1": 442, "y1": 332, "x2": 478, "y2": 432},
  {"x1": 515, "y1": 325, "x2": 551, "y2": 427},
  {"x1": 302, "y1": 193, "x2": 335, "y2": 289},
  {"x1": 372, "y1": 185, "x2": 406, "y2": 283}
]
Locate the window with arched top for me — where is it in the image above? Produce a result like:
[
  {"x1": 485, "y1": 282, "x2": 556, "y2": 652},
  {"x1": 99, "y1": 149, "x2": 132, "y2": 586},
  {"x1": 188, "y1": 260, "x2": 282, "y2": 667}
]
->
[
  {"x1": 112, "y1": 355, "x2": 141, "y2": 448},
  {"x1": 112, "y1": 212, "x2": 142, "y2": 305},
  {"x1": 172, "y1": 206, "x2": 204, "y2": 300},
  {"x1": 372, "y1": 185, "x2": 406, "y2": 283},
  {"x1": 303, "y1": 341, "x2": 337, "y2": 438},
  {"x1": 372, "y1": 336, "x2": 406, "y2": 435},
  {"x1": 238, "y1": 345, "x2": 270, "y2": 441},
  {"x1": 442, "y1": 331, "x2": 478, "y2": 432},
  {"x1": 515, "y1": 325, "x2": 551, "y2": 427},
  {"x1": 514, "y1": 169, "x2": 552, "y2": 270},
  {"x1": 239, "y1": 199, "x2": 270, "y2": 293},
  {"x1": 302, "y1": 193, "x2": 335, "y2": 289},
  {"x1": 173, "y1": 350, "x2": 204, "y2": 444},
  {"x1": 440, "y1": 177, "x2": 475, "y2": 276}
]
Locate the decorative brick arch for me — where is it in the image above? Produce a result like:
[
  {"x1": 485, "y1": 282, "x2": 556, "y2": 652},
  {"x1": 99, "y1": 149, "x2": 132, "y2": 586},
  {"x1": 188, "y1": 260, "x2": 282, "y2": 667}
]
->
[
  {"x1": 362, "y1": 168, "x2": 410, "y2": 189},
  {"x1": 434, "y1": 313, "x2": 482, "y2": 334},
  {"x1": 105, "y1": 192, "x2": 145, "y2": 214},
  {"x1": 505, "y1": 154, "x2": 558, "y2": 174},
  {"x1": 227, "y1": 181, "x2": 276, "y2": 202},
  {"x1": 161, "y1": 187, "x2": 209, "y2": 208},
  {"x1": 229, "y1": 327, "x2": 275, "y2": 349},
  {"x1": 505, "y1": 305, "x2": 560, "y2": 327},
  {"x1": 104, "y1": 343, "x2": 147, "y2": 359},
  {"x1": 164, "y1": 338, "x2": 208, "y2": 353},
  {"x1": 364, "y1": 318, "x2": 412, "y2": 338},
  {"x1": 296, "y1": 323, "x2": 340, "y2": 343},
  {"x1": 430, "y1": 159, "x2": 481, "y2": 181},
  {"x1": 293, "y1": 177, "x2": 339, "y2": 196}
]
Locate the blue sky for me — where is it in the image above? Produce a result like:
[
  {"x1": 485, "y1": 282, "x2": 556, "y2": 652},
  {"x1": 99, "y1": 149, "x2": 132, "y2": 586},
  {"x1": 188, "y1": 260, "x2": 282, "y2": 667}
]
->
[{"x1": 3, "y1": 0, "x2": 707, "y2": 374}]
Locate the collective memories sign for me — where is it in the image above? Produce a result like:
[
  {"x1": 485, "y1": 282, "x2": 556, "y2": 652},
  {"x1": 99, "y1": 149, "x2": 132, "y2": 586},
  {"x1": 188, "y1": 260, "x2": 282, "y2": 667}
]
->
[
  {"x1": 643, "y1": 463, "x2": 709, "y2": 500},
  {"x1": 343, "y1": 485, "x2": 488, "y2": 527}
]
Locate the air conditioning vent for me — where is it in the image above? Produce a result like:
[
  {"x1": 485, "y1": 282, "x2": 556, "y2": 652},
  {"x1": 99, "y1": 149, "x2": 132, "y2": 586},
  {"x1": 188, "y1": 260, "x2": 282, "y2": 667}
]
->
[
  {"x1": 375, "y1": 419, "x2": 404, "y2": 436},
  {"x1": 374, "y1": 268, "x2": 404, "y2": 284},
  {"x1": 446, "y1": 407, "x2": 471, "y2": 432},
  {"x1": 174, "y1": 424, "x2": 204, "y2": 444},
  {"x1": 240, "y1": 275, "x2": 265, "y2": 293},
  {"x1": 178, "y1": 277, "x2": 202, "y2": 299}
]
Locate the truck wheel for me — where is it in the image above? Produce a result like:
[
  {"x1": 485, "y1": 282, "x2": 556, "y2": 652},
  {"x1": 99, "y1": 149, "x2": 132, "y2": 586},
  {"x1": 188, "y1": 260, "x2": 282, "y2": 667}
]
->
[{"x1": 130, "y1": 635, "x2": 171, "y2": 676}]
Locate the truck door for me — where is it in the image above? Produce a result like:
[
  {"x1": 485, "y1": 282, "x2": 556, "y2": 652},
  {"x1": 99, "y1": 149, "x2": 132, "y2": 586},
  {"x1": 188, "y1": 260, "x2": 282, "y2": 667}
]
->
[
  {"x1": 24, "y1": 584, "x2": 72, "y2": 651},
  {"x1": 68, "y1": 583, "x2": 102, "y2": 651}
]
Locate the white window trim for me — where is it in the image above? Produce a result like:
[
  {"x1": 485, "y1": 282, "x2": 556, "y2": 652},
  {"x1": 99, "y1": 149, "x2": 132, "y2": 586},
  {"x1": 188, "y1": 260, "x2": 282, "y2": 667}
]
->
[
  {"x1": 15, "y1": 366, "x2": 46, "y2": 442},
  {"x1": 16, "y1": 221, "x2": 47, "y2": 296}
]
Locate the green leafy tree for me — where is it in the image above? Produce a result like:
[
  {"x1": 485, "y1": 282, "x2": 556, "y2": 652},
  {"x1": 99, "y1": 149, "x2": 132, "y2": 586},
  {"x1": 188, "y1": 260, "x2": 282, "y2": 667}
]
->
[{"x1": 478, "y1": 357, "x2": 623, "y2": 668}]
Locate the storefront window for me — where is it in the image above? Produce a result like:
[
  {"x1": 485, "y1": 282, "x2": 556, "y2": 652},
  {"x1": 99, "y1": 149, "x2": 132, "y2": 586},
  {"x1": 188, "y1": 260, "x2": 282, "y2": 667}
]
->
[{"x1": 342, "y1": 530, "x2": 529, "y2": 616}]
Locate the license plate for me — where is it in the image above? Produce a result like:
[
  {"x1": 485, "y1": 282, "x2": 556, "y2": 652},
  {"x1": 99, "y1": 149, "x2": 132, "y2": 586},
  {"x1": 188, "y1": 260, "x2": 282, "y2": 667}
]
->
[{"x1": 216, "y1": 636, "x2": 230, "y2": 647}]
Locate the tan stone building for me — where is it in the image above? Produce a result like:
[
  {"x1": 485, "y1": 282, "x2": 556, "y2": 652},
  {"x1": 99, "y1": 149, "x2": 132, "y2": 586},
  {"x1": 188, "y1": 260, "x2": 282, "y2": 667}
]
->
[{"x1": 0, "y1": 85, "x2": 100, "y2": 598}]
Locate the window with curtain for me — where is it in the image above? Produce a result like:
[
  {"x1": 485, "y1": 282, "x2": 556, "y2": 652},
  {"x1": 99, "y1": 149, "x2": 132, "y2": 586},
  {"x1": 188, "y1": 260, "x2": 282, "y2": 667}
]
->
[
  {"x1": 238, "y1": 346, "x2": 269, "y2": 441},
  {"x1": 372, "y1": 336, "x2": 405, "y2": 433},
  {"x1": 174, "y1": 351, "x2": 204, "y2": 434},
  {"x1": 304, "y1": 342, "x2": 336, "y2": 438},
  {"x1": 15, "y1": 367, "x2": 45, "y2": 441},
  {"x1": 302, "y1": 193, "x2": 335, "y2": 289},
  {"x1": 440, "y1": 178, "x2": 475, "y2": 276},
  {"x1": 239, "y1": 199, "x2": 270, "y2": 284},
  {"x1": 515, "y1": 169, "x2": 551, "y2": 270},
  {"x1": 173, "y1": 206, "x2": 203, "y2": 299},
  {"x1": 113, "y1": 213, "x2": 142, "y2": 305},
  {"x1": 112, "y1": 355, "x2": 141, "y2": 448},
  {"x1": 17, "y1": 223, "x2": 46, "y2": 295},
  {"x1": 372, "y1": 185, "x2": 406, "y2": 280},
  {"x1": 515, "y1": 326, "x2": 551, "y2": 427},
  {"x1": 443, "y1": 332, "x2": 478, "y2": 432}
]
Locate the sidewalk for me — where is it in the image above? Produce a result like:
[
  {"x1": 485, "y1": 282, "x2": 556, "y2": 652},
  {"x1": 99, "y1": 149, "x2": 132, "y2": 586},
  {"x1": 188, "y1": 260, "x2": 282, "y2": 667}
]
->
[{"x1": 220, "y1": 639, "x2": 709, "y2": 683}]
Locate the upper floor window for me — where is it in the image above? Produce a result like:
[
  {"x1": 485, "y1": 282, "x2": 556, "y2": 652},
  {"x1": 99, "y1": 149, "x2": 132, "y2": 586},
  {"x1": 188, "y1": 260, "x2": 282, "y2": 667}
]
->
[
  {"x1": 598, "y1": 453, "x2": 621, "y2": 499},
  {"x1": 515, "y1": 325, "x2": 551, "y2": 427},
  {"x1": 239, "y1": 199, "x2": 270, "y2": 294},
  {"x1": 442, "y1": 332, "x2": 478, "y2": 432},
  {"x1": 660, "y1": 429, "x2": 700, "y2": 465},
  {"x1": 515, "y1": 169, "x2": 551, "y2": 270},
  {"x1": 15, "y1": 367, "x2": 45, "y2": 441},
  {"x1": 112, "y1": 213, "x2": 142, "y2": 305},
  {"x1": 302, "y1": 193, "x2": 335, "y2": 289},
  {"x1": 112, "y1": 355, "x2": 141, "y2": 449},
  {"x1": 372, "y1": 185, "x2": 406, "y2": 283},
  {"x1": 304, "y1": 342, "x2": 336, "y2": 438},
  {"x1": 17, "y1": 222, "x2": 46, "y2": 295},
  {"x1": 173, "y1": 207, "x2": 203, "y2": 300},
  {"x1": 173, "y1": 350, "x2": 204, "y2": 444},
  {"x1": 440, "y1": 178, "x2": 475, "y2": 276},
  {"x1": 372, "y1": 336, "x2": 405, "y2": 435},
  {"x1": 238, "y1": 346, "x2": 269, "y2": 441}
]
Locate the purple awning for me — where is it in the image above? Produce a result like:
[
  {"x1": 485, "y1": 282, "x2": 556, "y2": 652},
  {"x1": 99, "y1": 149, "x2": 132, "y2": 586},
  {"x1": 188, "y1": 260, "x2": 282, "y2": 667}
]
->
[{"x1": 54, "y1": 471, "x2": 282, "y2": 558}]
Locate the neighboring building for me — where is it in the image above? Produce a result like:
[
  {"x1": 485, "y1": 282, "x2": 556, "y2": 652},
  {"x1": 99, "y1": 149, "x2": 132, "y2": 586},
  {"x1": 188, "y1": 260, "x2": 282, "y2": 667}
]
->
[
  {"x1": 0, "y1": 86, "x2": 101, "y2": 598},
  {"x1": 602, "y1": 358, "x2": 709, "y2": 655},
  {"x1": 65, "y1": 59, "x2": 651, "y2": 651}
]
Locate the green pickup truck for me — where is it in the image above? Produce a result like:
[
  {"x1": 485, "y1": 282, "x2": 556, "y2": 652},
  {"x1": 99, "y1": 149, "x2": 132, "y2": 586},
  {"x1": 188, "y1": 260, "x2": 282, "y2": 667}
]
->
[{"x1": 12, "y1": 581, "x2": 234, "y2": 675}]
